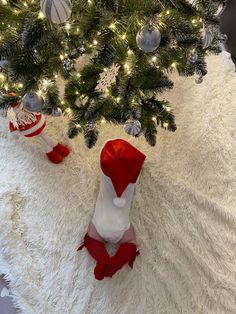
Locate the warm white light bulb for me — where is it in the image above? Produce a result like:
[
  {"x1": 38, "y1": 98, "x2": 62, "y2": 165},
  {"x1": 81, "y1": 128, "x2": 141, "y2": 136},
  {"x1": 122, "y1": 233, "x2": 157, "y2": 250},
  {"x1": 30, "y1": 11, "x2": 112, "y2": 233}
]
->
[
  {"x1": 65, "y1": 23, "x2": 71, "y2": 30},
  {"x1": 109, "y1": 23, "x2": 116, "y2": 30},
  {"x1": 171, "y1": 62, "x2": 177, "y2": 68},
  {"x1": 38, "y1": 11, "x2": 45, "y2": 19}
]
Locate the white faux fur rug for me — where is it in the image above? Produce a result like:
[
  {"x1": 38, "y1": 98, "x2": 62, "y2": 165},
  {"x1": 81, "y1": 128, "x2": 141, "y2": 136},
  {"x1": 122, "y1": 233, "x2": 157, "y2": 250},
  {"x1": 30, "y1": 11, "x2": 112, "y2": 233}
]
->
[{"x1": 0, "y1": 53, "x2": 236, "y2": 314}]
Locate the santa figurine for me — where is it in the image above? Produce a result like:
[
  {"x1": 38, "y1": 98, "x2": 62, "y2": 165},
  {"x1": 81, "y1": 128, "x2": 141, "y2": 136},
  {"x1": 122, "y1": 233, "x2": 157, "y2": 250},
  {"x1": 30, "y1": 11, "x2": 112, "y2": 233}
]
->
[
  {"x1": 8, "y1": 93, "x2": 70, "y2": 164},
  {"x1": 78, "y1": 139, "x2": 146, "y2": 280}
]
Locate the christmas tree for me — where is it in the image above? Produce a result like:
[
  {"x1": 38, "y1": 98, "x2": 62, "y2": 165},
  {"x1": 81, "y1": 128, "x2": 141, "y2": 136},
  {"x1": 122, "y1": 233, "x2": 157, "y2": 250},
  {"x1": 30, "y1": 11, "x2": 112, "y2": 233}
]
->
[{"x1": 0, "y1": 0, "x2": 225, "y2": 148}]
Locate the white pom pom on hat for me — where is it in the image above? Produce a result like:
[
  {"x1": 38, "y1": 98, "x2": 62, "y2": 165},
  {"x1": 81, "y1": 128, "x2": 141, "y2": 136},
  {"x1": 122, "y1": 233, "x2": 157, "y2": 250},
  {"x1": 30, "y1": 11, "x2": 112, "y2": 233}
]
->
[{"x1": 113, "y1": 197, "x2": 126, "y2": 208}]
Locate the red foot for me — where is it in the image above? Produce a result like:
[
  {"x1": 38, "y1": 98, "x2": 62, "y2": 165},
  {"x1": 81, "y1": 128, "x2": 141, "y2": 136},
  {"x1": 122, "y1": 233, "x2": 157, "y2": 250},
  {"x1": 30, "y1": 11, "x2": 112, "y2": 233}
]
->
[
  {"x1": 78, "y1": 234, "x2": 110, "y2": 281},
  {"x1": 53, "y1": 143, "x2": 70, "y2": 158},
  {"x1": 46, "y1": 150, "x2": 63, "y2": 164},
  {"x1": 105, "y1": 243, "x2": 139, "y2": 278}
]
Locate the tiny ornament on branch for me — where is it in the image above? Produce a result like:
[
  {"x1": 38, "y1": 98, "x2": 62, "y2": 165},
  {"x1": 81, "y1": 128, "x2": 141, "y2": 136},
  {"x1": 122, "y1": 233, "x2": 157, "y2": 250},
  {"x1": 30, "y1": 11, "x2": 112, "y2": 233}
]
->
[
  {"x1": 124, "y1": 119, "x2": 142, "y2": 137},
  {"x1": 201, "y1": 26, "x2": 214, "y2": 49},
  {"x1": 136, "y1": 25, "x2": 161, "y2": 53},
  {"x1": 63, "y1": 58, "x2": 74, "y2": 71},
  {"x1": 195, "y1": 75, "x2": 204, "y2": 84},
  {"x1": 52, "y1": 107, "x2": 62, "y2": 117},
  {"x1": 96, "y1": 63, "x2": 120, "y2": 93},
  {"x1": 22, "y1": 91, "x2": 44, "y2": 112},
  {"x1": 86, "y1": 121, "x2": 95, "y2": 130},
  {"x1": 40, "y1": 0, "x2": 72, "y2": 24},
  {"x1": 189, "y1": 50, "x2": 198, "y2": 63}
]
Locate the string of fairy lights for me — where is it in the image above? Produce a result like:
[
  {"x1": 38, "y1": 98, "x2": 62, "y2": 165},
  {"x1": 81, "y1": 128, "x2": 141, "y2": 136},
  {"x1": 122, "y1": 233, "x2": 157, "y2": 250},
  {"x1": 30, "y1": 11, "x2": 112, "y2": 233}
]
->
[{"x1": 0, "y1": 0, "x2": 213, "y2": 129}]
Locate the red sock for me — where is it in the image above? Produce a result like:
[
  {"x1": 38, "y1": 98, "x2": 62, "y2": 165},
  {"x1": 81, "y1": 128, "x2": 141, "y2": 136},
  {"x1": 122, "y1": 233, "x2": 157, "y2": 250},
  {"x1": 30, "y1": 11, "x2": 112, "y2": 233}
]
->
[
  {"x1": 105, "y1": 243, "x2": 140, "y2": 278},
  {"x1": 46, "y1": 150, "x2": 63, "y2": 164},
  {"x1": 78, "y1": 234, "x2": 110, "y2": 280},
  {"x1": 53, "y1": 143, "x2": 70, "y2": 157}
]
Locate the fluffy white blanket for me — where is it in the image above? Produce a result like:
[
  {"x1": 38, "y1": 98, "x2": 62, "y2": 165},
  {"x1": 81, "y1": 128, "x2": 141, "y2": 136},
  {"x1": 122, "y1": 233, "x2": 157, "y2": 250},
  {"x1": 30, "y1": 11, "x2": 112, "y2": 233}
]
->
[{"x1": 0, "y1": 53, "x2": 236, "y2": 314}]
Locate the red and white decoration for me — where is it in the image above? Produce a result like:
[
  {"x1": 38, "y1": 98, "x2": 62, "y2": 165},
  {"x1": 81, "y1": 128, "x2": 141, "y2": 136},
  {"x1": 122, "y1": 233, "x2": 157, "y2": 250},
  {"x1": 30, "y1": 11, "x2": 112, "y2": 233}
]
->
[
  {"x1": 78, "y1": 139, "x2": 146, "y2": 280},
  {"x1": 8, "y1": 99, "x2": 70, "y2": 164}
]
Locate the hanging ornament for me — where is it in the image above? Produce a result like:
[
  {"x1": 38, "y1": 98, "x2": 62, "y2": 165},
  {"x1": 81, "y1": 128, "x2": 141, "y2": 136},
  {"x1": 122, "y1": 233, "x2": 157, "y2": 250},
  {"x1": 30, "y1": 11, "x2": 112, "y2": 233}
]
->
[
  {"x1": 40, "y1": 0, "x2": 72, "y2": 24},
  {"x1": 96, "y1": 63, "x2": 120, "y2": 93},
  {"x1": 201, "y1": 26, "x2": 214, "y2": 49},
  {"x1": 189, "y1": 50, "x2": 198, "y2": 63},
  {"x1": 63, "y1": 58, "x2": 74, "y2": 71},
  {"x1": 22, "y1": 91, "x2": 44, "y2": 112},
  {"x1": 195, "y1": 75, "x2": 203, "y2": 84},
  {"x1": 52, "y1": 107, "x2": 62, "y2": 117},
  {"x1": 136, "y1": 25, "x2": 161, "y2": 53},
  {"x1": 124, "y1": 119, "x2": 142, "y2": 136},
  {"x1": 86, "y1": 121, "x2": 95, "y2": 130}
]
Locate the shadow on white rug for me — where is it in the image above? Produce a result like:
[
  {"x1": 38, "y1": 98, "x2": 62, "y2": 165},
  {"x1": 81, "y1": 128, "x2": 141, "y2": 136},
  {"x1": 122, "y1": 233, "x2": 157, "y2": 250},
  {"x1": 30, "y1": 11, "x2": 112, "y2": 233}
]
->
[{"x1": 0, "y1": 53, "x2": 236, "y2": 314}]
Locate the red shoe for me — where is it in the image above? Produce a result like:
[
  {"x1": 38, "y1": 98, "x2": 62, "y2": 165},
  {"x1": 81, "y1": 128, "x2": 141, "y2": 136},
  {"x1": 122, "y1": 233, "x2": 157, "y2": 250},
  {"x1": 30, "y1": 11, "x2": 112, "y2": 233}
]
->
[
  {"x1": 53, "y1": 143, "x2": 70, "y2": 158},
  {"x1": 46, "y1": 150, "x2": 63, "y2": 164},
  {"x1": 78, "y1": 234, "x2": 110, "y2": 280},
  {"x1": 105, "y1": 243, "x2": 140, "y2": 278}
]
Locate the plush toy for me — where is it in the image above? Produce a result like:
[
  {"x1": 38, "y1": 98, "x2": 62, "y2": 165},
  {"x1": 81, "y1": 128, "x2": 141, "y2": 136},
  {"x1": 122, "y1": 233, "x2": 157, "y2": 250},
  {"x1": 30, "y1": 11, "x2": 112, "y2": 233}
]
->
[
  {"x1": 8, "y1": 97, "x2": 70, "y2": 164},
  {"x1": 78, "y1": 139, "x2": 146, "y2": 280}
]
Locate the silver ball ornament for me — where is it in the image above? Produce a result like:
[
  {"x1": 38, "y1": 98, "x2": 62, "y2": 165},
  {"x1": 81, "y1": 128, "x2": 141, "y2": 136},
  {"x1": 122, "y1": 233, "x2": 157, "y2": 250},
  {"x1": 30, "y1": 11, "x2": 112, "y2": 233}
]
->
[
  {"x1": 40, "y1": 0, "x2": 72, "y2": 24},
  {"x1": 136, "y1": 26, "x2": 161, "y2": 53},
  {"x1": 63, "y1": 58, "x2": 74, "y2": 71},
  {"x1": 124, "y1": 119, "x2": 142, "y2": 136},
  {"x1": 195, "y1": 76, "x2": 203, "y2": 84},
  {"x1": 86, "y1": 121, "x2": 95, "y2": 130},
  {"x1": 52, "y1": 107, "x2": 62, "y2": 117},
  {"x1": 22, "y1": 91, "x2": 44, "y2": 112}
]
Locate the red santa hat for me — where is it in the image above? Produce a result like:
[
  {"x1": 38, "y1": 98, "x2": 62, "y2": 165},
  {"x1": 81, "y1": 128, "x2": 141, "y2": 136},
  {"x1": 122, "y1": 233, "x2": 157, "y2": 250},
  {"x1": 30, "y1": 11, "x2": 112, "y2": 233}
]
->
[{"x1": 100, "y1": 139, "x2": 146, "y2": 207}]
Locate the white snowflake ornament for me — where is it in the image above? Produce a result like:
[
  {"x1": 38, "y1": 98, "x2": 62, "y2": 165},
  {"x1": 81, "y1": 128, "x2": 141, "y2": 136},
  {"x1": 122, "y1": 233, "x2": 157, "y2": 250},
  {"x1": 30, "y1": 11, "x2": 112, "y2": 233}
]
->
[{"x1": 96, "y1": 63, "x2": 120, "y2": 93}]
